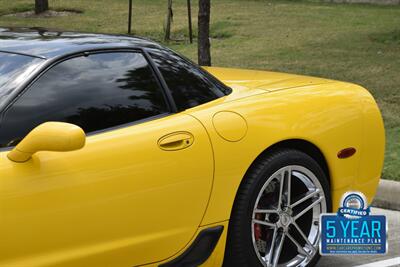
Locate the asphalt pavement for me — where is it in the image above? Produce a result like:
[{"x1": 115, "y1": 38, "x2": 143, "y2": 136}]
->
[{"x1": 318, "y1": 207, "x2": 400, "y2": 267}]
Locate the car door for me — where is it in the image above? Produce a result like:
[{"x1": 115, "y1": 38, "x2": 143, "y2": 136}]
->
[{"x1": 0, "y1": 51, "x2": 214, "y2": 267}]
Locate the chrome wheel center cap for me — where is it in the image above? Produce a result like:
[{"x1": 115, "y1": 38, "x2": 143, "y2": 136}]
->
[{"x1": 279, "y1": 212, "x2": 291, "y2": 227}]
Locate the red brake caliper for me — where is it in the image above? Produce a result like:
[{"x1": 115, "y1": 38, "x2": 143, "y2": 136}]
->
[{"x1": 254, "y1": 213, "x2": 263, "y2": 240}]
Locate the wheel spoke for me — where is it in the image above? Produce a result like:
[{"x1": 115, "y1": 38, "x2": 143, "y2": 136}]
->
[
  {"x1": 254, "y1": 209, "x2": 278, "y2": 214},
  {"x1": 294, "y1": 196, "x2": 324, "y2": 220},
  {"x1": 290, "y1": 189, "x2": 320, "y2": 209},
  {"x1": 286, "y1": 232, "x2": 311, "y2": 259},
  {"x1": 267, "y1": 227, "x2": 278, "y2": 265},
  {"x1": 292, "y1": 222, "x2": 316, "y2": 253},
  {"x1": 277, "y1": 167, "x2": 291, "y2": 208},
  {"x1": 253, "y1": 219, "x2": 276, "y2": 228},
  {"x1": 271, "y1": 232, "x2": 285, "y2": 267},
  {"x1": 277, "y1": 171, "x2": 285, "y2": 209},
  {"x1": 287, "y1": 168, "x2": 291, "y2": 206}
]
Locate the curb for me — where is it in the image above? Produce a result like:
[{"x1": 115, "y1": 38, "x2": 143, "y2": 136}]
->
[{"x1": 372, "y1": 179, "x2": 400, "y2": 211}]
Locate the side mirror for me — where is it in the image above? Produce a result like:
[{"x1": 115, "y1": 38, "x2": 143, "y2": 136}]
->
[{"x1": 7, "y1": 122, "x2": 86, "y2": 163}]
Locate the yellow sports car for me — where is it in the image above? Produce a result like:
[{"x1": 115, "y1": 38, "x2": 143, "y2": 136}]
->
[{"x1": 0, "y1": 27, "x2": 384, "y2": 267}]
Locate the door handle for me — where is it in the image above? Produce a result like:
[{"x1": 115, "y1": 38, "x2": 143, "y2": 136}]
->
[{"x1": 158, "y1": 132, "x2": 194, "y2": 151}]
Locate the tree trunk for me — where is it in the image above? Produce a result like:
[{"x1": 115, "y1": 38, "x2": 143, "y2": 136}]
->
[
  {"x1": 164, "y1": 0, "x2": 173, "y2": 41},
  {"x1": 198, "y1": 0, "x2": 211, "y2": 66},
  {"x1": 35, "y1": 0, "x2": 49, "y2": 14}
]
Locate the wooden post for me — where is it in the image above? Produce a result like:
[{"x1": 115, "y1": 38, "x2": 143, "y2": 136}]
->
[
  {"x1": 187, "y1": 0, "x2": 193, "y2": 43},
  {"x1": 164, "y1": 0, "x2": 173, "y2": 41},
  {"x1": 128, "y1": 0, "x2": 133, "y2": 34}
]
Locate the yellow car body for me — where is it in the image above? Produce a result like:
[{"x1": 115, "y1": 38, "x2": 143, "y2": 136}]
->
[{"x1": 0, "y1": 29, "x2": 384, "y2": 267}]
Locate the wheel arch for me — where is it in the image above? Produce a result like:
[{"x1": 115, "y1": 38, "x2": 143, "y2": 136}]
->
[
  {"x1": 246, "y1": 138, "x2": 331, "y2": 188},
  {"x1": 226, "y1": 138, "x2": 331, "y2": 223}
]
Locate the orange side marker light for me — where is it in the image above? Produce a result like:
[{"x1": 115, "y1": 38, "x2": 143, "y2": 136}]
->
[{"x1": 337, "y1": 147, "x2": 356, "y2": 159}]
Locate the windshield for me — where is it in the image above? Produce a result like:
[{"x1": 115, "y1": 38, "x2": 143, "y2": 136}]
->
[{"x1": 0, "y1": 52, "x2": 43, "y2": 106}]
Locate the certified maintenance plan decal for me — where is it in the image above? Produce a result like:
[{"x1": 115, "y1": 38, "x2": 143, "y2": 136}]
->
[{"x1": 320, "y1": 191, "x2": 387, "y2": 255}]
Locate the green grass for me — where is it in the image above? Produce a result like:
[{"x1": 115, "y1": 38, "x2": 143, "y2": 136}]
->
[{"x1": 0, "y1": 0, "x2": 399, "y2": 180}]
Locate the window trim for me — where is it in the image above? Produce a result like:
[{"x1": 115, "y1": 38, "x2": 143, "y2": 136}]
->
[
  {"x1": 0, "y1": 50, "x2": 46, "y2": 60},
  {"x1": 142, "y1": 49, "x2": 178, "y2": 113},
  {"x1": 0, "y1": 48, "x2": 176, "y2": 151}
]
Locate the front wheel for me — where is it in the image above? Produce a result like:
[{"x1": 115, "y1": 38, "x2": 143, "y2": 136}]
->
[{"x1": 224, "y1": 149, "x2": 331, "y2": 267}]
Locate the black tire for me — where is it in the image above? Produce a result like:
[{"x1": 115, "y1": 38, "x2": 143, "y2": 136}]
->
[{"x1": 223, "y1": 149, "x2": 332, "y2": 267}]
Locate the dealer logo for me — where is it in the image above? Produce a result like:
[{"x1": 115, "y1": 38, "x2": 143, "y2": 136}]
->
[
  {"x1": 339, "y1": 192, "x2": 370, "y2": 219},
  {"x1": 320, "y1": 191, "x2": 387, "y2": 255}
]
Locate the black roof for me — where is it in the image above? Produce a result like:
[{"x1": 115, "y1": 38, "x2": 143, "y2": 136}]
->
[{"x1": 0, "y1": 27, "x2": 163, "y2": 59}]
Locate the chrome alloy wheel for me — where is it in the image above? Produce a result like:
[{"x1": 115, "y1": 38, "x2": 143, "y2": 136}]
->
[{"x1": 251, "y1": 165, "x2": 326, "y2": 267}]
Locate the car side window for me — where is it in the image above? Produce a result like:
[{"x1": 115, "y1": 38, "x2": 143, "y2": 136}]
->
[
  {"x1": 150, "y1": 50, "x2": 224, "y2": 111},
  {"x1": 0, "y1": 52, "x2": 168, "y2": 148}
]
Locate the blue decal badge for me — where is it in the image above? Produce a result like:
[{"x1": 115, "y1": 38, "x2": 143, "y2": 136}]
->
[{"x1": 320, "y1": 191, "x2": 387, "y2": 255}]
